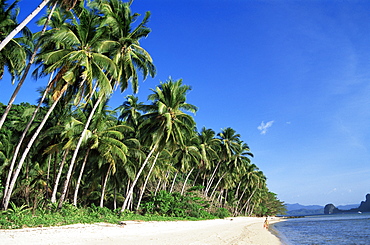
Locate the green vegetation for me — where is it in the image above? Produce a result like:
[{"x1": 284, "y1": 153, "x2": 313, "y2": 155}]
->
[
  {"x1": 0, "y1": 0, "x2": 285, "y2": 229},
  {"x1": 0, "y1": 202, "x2": 205, "y2": 229}
]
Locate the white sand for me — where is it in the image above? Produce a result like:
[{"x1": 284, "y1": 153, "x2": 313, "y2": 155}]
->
[{"x1": 0, "y1": 217, "x2": 282, "y2": 244}]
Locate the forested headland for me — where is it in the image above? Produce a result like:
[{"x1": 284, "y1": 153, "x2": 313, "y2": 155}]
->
[{"x1": 0, "y1": 0, "x2": 285, "y2": 228}]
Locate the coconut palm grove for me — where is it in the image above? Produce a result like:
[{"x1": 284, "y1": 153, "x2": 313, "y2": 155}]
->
[{"x1": 0, "y1": 0, "x2": 285, "y2": 228}]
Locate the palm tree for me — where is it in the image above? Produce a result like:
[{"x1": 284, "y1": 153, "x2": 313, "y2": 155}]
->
[
  {"x1": 204, "y1": 127, "x2": 241, "y2": 198},
  {"x1": 71, "y1": 97, "x2": 131, "y2": 207},
  {"x1": 117, "y1": 95, "x2": 145, "y2": 130},
  {"x1": 112, "y1": 132, "x2": 143, "y2": 209},
  {"x1": 91, "y1": 0, "x2": 155, "y2": 94},
  {"x1": 195, "y1": 127, "x2": 220, "y2": 190},
  {"x1": 198, "y1": 128, "x2": 220, "y2": 170},
  {"x1": 134, "y1": 150, "x2": 161, "y2": 211},
  {"x1": 0, "y1": 0, "x2": 27, "y2": 83},
  {"x1": 43, "y1": 111, "x2": 84, "y2": 202},
  {"x1": 59, "y1": 0, "x2": 156, "y2": 207},
  {"x1": 0, "y1": 0, "x2": 80, "y2": 51},
  {"x1": 0, "y1": 129, "x2": 13, "y2": 178},
  {"x1": 232, "y1": 163, "x2": 259, "y2": 215},
  {"x1": 171, "y1": 134, "x2": 201, "y2": 195},
  {"x1": 120, "y1": 78, "x2": 197, "y2": 212},
  {"x1": 0, "y1": 2, "x2": 65, "y2": 131},
  {"x1": 0, "y1": 0, "x2": 30, "y2": 133},
  {"x1": 1, "y1": 5, "x2": 117, "y2": 210},
  {"x1": 1, "y1": 7, "x2": 75, "y2": 205}
]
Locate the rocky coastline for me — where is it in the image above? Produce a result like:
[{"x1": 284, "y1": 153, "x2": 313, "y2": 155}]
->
[{"x1": 324, "y1": 194, "x2": 370, "y2": 214}]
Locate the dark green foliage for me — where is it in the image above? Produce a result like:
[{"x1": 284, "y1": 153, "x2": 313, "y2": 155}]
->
[
  {"x1": 253, "y1": 192, "x2": 287, "y2": 217},
  {"x1": 0, "y1": 202, "x2": 122, "y2": 229},
  {"x1": 0, "y1": 202, "x2": 211, "y2": 229},
  {"x1": 212, "y1": 208, "x2": 229, "y2": 219},
  {"x1": 140, "y1": 190, "x2": 228, "y2": 219}
]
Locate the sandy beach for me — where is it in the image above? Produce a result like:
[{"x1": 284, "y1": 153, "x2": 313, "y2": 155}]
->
[{"x1": 0, "y1": 217, "x2": 282, "y2": 245}]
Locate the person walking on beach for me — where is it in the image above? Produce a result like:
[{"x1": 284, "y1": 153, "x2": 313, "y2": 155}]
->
[{"x1": 263, "y1": 217, "x2": 269, "y2": 229}]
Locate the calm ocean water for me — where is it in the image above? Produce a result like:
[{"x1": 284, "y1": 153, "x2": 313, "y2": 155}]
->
[{"x1": 272, "y1": 213, "x2": 370, "y2": 245}]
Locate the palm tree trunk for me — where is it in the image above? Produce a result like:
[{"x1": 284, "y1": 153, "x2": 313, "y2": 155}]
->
[
  {"x1": 192, "y1": 169, "x2": 200, "y2": 187},
  {"x1": 204, "y1": 161, "x2": 220, "y2": 196},
  {"x1": 2, "y1": 71, "x2": 55, "y2": 208},
  {"x1": 73, "y1": 149, "x2": 90, "y2": 206},
  {"x1": 181, "y1": 167, "x2": 194, "y2": 195},
  {"x1": 154, "y1": 179, "x2": 161, "y2": 196},
  {"x1": 169, "y1": 171, "x2": 178, "y2": 193},
  {"x1": 0, "y1": 2, "x2": 57, "y2": 130},
  {"x1": 240, "y1": 188, "x2": 257, "y2": 216},
  {"x1": 162, "y1": 172, "x2": 168, "y2": 191},
  {"x1": 113, "y1": 188, "x2": 117, "y2": 210},
  {"x1": 243, "y1": 198, "x2": 253, "y2": 216},
  {"x1": 2, "y1": 83, "x2": 66, "y2": 210},
  {"x1": 121, "y1": 145, "x2": 157, "y2": 212},
  {"x1": 0, "y1": 0, "x2": 51, "y2": 51},
  {"x1": 135, "y1": 152, "x2": 159, "y2": 211},
  {"x1": 217, "y1": 189, "x2": 223, "y2": 206},
  {"x1": 233, "y1": 185, "x2": 248, "y2": 216},
  {"x1": 46, "y1": 154, "x2": 52, "y2": 199},
  {"x1": 223, "y1": 189, "x2": 228, "y2": 208},
  {"x1": 58, "y1": 95, "x2": 103, "y2": 209},
  {"x1": 128, "y1": 192, "x2": 134, "y2": 210},
  {"x1": 51, "y1": 149, "x2": 69, "y2": 203},
  {"x1": 210, "y1": 172, "x2": 226, "y2": 199},
  {"x1": 100, "y1": 164, "x2": 112, "y2": 208},
  {"x1": 250, "y1": 204, "x2": 256, "y2": 216},
  {"x1": 235, "y1": 181, "x2": 242, "y2": 201}
]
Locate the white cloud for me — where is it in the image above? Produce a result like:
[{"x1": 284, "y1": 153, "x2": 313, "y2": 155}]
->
[{"x1": 257, "y1": 120, "x2": 274, "y2": 135}]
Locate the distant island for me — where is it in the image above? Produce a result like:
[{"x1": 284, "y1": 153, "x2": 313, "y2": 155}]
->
[
  {"x1": 283, "y1": 194, "x2": 370, "y2": 216},
  {"x1": 284, "y1": 203, "x2": 324, "y2": 216},
  {"x1": 324, "y1": 194, "x2": 370, "y2": 214}
]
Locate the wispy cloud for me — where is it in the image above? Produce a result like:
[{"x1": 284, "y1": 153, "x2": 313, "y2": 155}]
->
[{"x1": 257, "y1": 120, "x2": 274, "y2": 135}]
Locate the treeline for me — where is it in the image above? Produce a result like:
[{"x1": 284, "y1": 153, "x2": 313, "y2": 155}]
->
[{"x1": 0, "y1": 0, "x2": 285, "y2": 218}]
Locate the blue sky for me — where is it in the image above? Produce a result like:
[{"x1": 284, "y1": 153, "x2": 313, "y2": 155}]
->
[{"x1": 2, "y1": 0, "x2": 370, "y2": 206}]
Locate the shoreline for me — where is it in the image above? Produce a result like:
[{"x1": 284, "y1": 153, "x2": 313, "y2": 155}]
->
[
  {"x1": 0, "y1": 217, "x2": 282, "y2": 244},
  {"x1": 270, "y1": 218, "x2": 287, "y2": 245}
]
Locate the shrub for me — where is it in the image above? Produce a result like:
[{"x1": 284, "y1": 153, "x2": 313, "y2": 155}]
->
[{"x1": 140, "y1": 190, "x2": 223, "y2": 219}]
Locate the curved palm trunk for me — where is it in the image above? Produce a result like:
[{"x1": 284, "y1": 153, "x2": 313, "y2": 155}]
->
[
  {"x1": 235, "y1": 181, "x2": 242, "y2": 201},
  {"x1": 249, "y1": 203, "x2": 257, "y2": 216},
  {"x1": 58, "y1": 95, "x2": 103, "y2": 209},
  {"x1": 0, "y1": 2, "x2": 57, "y2": 130},
  {"x1": 204, "y1": 161, "x2": 221, "y2": 196},
  {"x1": 210, "y1": 172, "x2": 227, "y2": 199},
  {"x1": 2, "y1": 71, "x2": 55, "y2": 207},
  {"x1": 121, "y1": 145, "x2": 157, "y2": 212},
  {"x1": 100, "y1": 163, "x2": 112, "y2": 208},
  {"x1": 113, "y1": 188, "x2": 117, "y2": 210},
  {"x1": 51, "y1": 149, "x2": 69, "y2": 203},
  {"x1": 223, "y1": 189, "x2": 228, "y2": 208},
  {"x1": 154, "y1": 179, "x2": 161, "y2": 195},
  {"x1": 240, "y1": 188, "x2": 257, "y2": 216},
  {"x1": 181, "y1": 167, "x2": 194, "y2": 195},
  {"x1": 2, "y1": 84, "x2": 66, "y2": 210},
  {"x1": 0, "y1": 0, "x2": 51, "y2": 51},
  {"x1": 135, "y1": 152, "x2": 159, "y2": 211},
  {"x1": 73, "y1": 149, "x2": 90, "y2": 206},
  {"x1": 169, "y1": 171, "x2": 178, "y2": 193},
  {"x1": 46, "y1": 154, "x2": 52, "y2": 199},
  {"x1": 192, "y1": 169, "x2": 200, "y2": 187},
  {"x1": 233, "y1": 184, "x2": 249, "y2": 216}
]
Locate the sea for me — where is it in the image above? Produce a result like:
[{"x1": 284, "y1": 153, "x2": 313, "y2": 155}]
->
[{"x1": 272, "y1": 212, "x2": 370, "y2": 245}]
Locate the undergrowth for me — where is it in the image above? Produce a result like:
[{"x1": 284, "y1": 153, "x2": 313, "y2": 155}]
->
[{"x1": 0, "y1": 190, "x2": 230, "y2": 229}]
